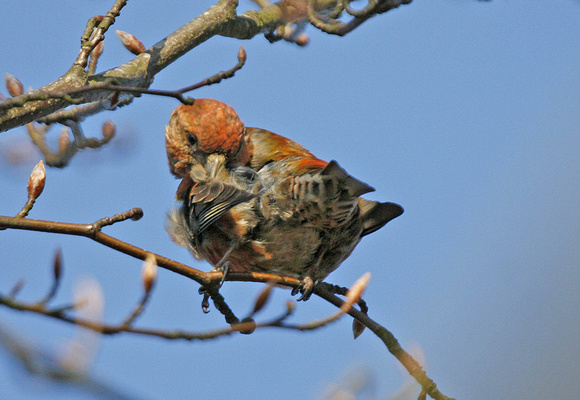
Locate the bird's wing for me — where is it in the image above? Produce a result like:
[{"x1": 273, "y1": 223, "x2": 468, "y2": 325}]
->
[{"x1": 188, "y1": 180, "x2": 257, "y2": 235}]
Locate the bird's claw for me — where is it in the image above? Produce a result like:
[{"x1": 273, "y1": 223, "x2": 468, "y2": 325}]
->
[
  {"x1": 198, "y1": 286, "x2": 211, "y2": 313},
  {"x1": 198, "y1": 262, "x2": 229, "y2": 313},
  {"x1": 293, "y1": 276, "x2": 315, "y2": 301}
]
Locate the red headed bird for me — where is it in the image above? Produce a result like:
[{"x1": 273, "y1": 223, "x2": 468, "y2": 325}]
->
[{"x1": 166, "y1": 99, "x2": 403, "y2": 300}]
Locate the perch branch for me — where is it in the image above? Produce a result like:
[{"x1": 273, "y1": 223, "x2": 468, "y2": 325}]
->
[{"x1": 0, "y1": 210, "x2": 453, "y2": 400}]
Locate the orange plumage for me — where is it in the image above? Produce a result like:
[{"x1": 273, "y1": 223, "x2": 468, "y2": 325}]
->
[{"x1": 166, "y1": 99, "x2": 403, "y2": 299}]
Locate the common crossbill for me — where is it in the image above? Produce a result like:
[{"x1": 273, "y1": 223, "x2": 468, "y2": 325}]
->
[{"x1": 166, "y1": 99, "x2": 403, "y2": 300}]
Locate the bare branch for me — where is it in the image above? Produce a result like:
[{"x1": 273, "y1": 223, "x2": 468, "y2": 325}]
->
[
  {"x1": 1, "y1": 44, "x2": 246, "y2": 124},
  {"x1": 0, "y1": 274, "x2": 361, "y2": 341},
  {"x1": 0, "y1": 209, "x2": 453, "y2": 399},
  {"x1": 74, "y1": 0, "x2": 129, "y2": 68},
  {"x1": 87, "y1": 41, "x2": 104, "y2": 76},
  {"x1": 0, "y1": 211, "x2": 298, "y2": 289},
  {"x1": 306, "y1": 0, "x2": 412, "y2": 36},
  {"x1": 319, "y1": 281, "x2": 370, "y2": 338},
  {"x1": 24, "y1": 120, "x2": 116, "y2": 168},
  {"x1": 280, "y1": 273, "x2": 371, "y2": 331},
  {"x1": 315, "y1": 285, "x2": 455, "y2": 400},
  {"x1": 343, "y1": 0, "x2": 381, "y2": 18},
  {"x1": 0, "y1": 0, "x2": 236, "y2": 132},
  {"x1": 8, "y1": 279, "x2": 25, "y2": 298},
  {"x1": 0, "y1": 0, "x2": 412, "y2": 132},
  {"x1": 38, "y1": 249, "x2": 63, "y2": 305},
  {"x1": 37, "y1": 99, "x2": 125, "y2": 125}
]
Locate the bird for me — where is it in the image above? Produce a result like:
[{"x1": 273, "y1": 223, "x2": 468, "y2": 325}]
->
[{"x1": 166, "y1": 99, "x2": 403, "y2": 300}]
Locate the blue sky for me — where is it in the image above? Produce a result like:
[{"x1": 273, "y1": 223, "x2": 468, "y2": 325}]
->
[{"x1": 1, "y1": 1, "x2": 579, "y2": 399}]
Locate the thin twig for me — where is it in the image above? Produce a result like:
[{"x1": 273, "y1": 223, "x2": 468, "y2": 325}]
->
[
  {"x1": 0, "y1": 46, "x2": 247, "y2": 112},
  {"x1": 344, "y1": 0, "x2": 378, "y2": 18},
  {"x1": 306, "y1": 0, "x2": 411, "y2": 36},
  {"x1": 38, "y1": 249, "x2": 63, "y2": 305},
  {"x1": 74, "y1": 0, "x2": 128, "y2": 69},
  {"x1": 0, "y1": 0, "x2": 414, "y2": 132},
  {"x1": 319, "y1": 281, "x2": 369, "y2": 314},
  {"x1": 8, "y1": 279, "x2": 26, "y2": 298},
  {"x1": 37, "y1": 98, "x2": 132, "y2": 125},
  {"x1": 0, "y1": 279, "x2": 360, "y2": 341},
  {"x1": 314, "y1": 285, "x2": 455, "y2": 400},
  {"x1": 120, "y1": 291, "x2": 152, "y2": 328}
]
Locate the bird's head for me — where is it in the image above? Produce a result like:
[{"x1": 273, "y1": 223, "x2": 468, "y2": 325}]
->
[{"x1": 165, "y1": 99, "x2": 249, "y2": 177}]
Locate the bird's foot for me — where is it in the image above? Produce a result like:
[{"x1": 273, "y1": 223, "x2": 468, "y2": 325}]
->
[
  {"x1": 216, "y1": 261, "x2": 230, "y2": 288},
  {"x1": 198, "y1": 286, "x2": 211, "y2": 313},
  {"x1": 198, "y1": 262, "x2": 231, "y2": 313},
  {"x1": 291, "y1": 276, "x2": 317, "y2": 301}
]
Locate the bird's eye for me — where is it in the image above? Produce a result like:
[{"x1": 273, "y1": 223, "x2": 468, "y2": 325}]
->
[{"x1": 187, "y1": 134, "x2": 198, "y2": 146}]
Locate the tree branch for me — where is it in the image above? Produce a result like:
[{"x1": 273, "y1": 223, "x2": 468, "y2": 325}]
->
[
  {"x1": 0, "y1": 0, "x2": 412, "y2": 132},
  {"x1": 0, "y1": 0, "x2": 238, "y2": 132},
  {"x1": 315, "y1": 285, "x2": 455, "y2": 400},
  {"x1": 0, "y1": 211, "x2": 302, "y2": 289},
  {"x1": 0, "y1": 211, "x2": 453, "y2": 400}
]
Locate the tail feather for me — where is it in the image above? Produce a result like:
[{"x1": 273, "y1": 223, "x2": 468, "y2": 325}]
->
[
  {"x1": 359, "y1": 198, "x2": 404, "y2": 237},
  {"x1": 322, "y1": 160, "x2": 375, "y2": 197}
]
